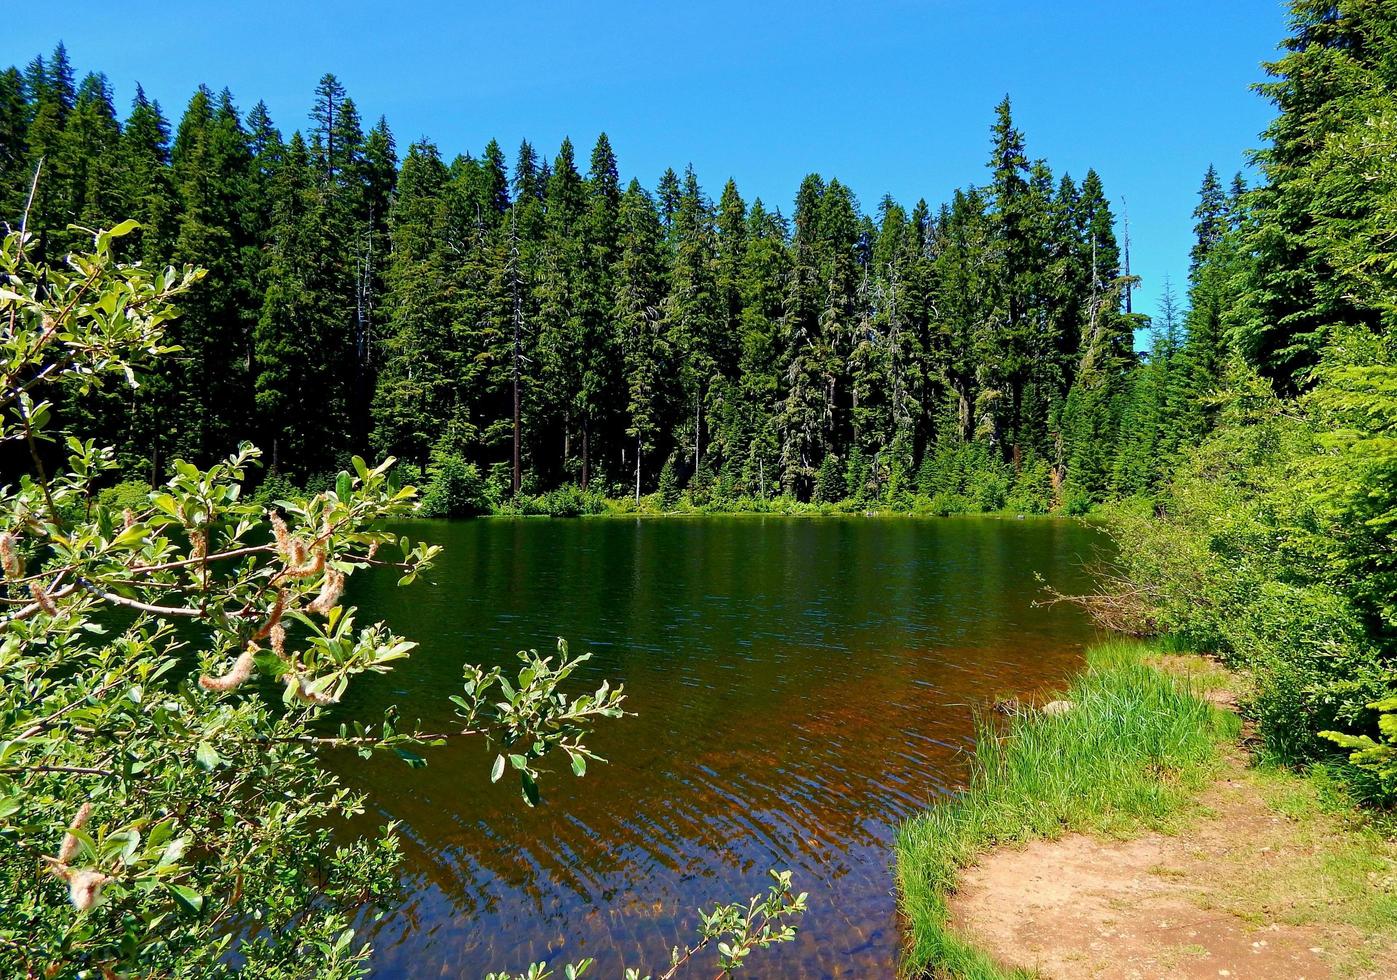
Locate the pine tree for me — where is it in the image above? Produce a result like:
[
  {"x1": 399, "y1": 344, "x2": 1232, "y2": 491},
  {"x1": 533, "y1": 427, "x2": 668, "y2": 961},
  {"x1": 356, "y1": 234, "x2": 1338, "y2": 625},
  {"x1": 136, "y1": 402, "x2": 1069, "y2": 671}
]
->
[
  {"x1": 0, "y1": 67, "x2": 28, "y2": 221},
  {"x1": 117, "y1": 85, "x2": 177, "y2": 264},
  {"x1": 664, "y1": 166, "x2": 721, "y2": 478},
  {"x1": 372, "y1": 140, "x2": 454, "y2": 466},
  {"x1": 534, "y1": 137, "x2": 587, "y2": 483},
  {"x1": 1237, "y1": 0, "x2": 1393, "y2": 392},
  {"x1": 1189, "y1": 164, "x2": 1229, "y2": 275},
  {"x1": 255, "y1": 130, "x2": 355, "y2": 475},
  {"x1": 578, "y1": 133, "x2": 621, "y2": 487},
  {"x1": 614, "y1": 179, "x2": 669, "y2": 500},
  {"x1": 984, "y1": 96, "x2": 1042, "y2": 459},
  {"x1": 735, "y1": 199, "x2": 788, "y2": 494}
]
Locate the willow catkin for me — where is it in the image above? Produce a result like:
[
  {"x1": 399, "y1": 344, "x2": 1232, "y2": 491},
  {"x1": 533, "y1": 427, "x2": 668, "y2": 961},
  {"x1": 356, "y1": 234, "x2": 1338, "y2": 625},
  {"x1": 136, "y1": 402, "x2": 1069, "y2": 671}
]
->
[
  {"x1": 67, "y1": 870, "x2": 112, "y2": 911},
  {"x1": 28, "y1": 580, "x2": 56, "y2": 615},
  {"x1": 252, "y1": 591, "x2": 286, "y2": 641},
  {"x1": 270, "y1": 512, "x2": 291, "y2": 558},
  {"x1": 57, "y1": 802, "x2": 93, "y2": 864},
  {"x1": 282, "y1": 547, "x2": 325, "y2": 581},
  {"x1": 0, "y1": 531, "x2": 19, "y2": 579},
  {"x1": 198, "y1": 644, "x2": 257, "y2": 692},
  {"x1": 306, "y1": 569, "x2": 345, "y2": 616},
  {"x1": 269, "y1": 622, "x2": 286, "y2": 655}
]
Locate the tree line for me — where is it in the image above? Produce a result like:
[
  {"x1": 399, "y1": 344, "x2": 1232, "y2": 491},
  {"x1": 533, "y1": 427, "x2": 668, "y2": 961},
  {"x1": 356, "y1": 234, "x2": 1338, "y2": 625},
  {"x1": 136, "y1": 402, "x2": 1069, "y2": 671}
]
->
[{"x1": 1, "y1": 45, "x2": 1240, "y2": 511}]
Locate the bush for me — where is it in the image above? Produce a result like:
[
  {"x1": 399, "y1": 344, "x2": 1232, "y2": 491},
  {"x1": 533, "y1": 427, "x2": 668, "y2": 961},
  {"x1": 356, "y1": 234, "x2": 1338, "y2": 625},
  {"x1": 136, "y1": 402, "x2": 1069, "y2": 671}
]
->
[
  {"x1": 0, "y1": 226, "x2": 638, "y2": 978},
  {"x1": 536, "y1": 484, "x2": 606, "y2": 517},
  {"x1": 1006, "y1": 457, "x2": 1053, "y2": 514},
  {"x1": 1104, "y1": 363, "x2": 1397, "y2": 796},
  {"x1": 844, "y1": 446, "x2": 870, "y2": 502},
  {"x1": 96, "y1": 479, "x2": 153, "y2": 513},
  {"x1": 1060, "y1": 483, "x2": 1094, "y2": 516},
  {"x1": 420, "y1": 452, "x2": 490, "y2": 517},
  {"x1": 252, "y1": 470, "x2": 303, "y2": 505}
]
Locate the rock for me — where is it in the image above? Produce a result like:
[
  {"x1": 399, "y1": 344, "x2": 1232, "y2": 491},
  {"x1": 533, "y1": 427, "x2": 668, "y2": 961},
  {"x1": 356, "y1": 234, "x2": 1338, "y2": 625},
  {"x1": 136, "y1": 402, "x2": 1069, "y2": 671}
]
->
[
  {"x1": 991, "y1": 697, "x2": 1022, "y2": 715},
  {"x1": 1041, "y1": 699, "x2": 1074, "y2": 716}
]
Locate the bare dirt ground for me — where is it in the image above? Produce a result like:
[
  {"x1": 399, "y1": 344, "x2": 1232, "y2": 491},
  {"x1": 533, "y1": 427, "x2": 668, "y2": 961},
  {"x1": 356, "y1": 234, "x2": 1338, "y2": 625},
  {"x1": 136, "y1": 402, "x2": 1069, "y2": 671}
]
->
[{"x1": 946, "y1": 659, "x2": 1397, "y2": 979}]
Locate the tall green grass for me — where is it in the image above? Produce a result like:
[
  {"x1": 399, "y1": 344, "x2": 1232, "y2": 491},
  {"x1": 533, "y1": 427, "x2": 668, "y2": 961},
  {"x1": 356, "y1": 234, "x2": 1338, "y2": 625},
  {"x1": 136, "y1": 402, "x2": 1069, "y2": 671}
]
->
[{"x1": 894, "y1": 641, "x2": 1241, "y2": 978}]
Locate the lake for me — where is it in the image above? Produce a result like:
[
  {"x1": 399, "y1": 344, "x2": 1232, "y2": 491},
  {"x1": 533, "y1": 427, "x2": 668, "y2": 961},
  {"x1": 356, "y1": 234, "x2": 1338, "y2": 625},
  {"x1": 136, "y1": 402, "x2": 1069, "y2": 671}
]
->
[{"x1": 325, "y1": 515, "x2": 1108, "y2": 978}]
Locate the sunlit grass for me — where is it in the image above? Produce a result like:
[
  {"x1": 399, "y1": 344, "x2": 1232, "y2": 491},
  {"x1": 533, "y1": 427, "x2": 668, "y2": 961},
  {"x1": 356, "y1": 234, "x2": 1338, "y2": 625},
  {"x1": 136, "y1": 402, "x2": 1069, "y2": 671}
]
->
[{"x1": 894, "y1": 640, "x2": 1240, "y2": 978}]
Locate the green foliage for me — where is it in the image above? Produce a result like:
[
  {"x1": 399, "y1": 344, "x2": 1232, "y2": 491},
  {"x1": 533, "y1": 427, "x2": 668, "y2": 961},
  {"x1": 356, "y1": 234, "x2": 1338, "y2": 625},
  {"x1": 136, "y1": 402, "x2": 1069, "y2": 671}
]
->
[
  {"x1": 1005, "y1": 457, "x2": 1052, "y2": 515},
  {"x1": 811, "y1": 454, "x2": 841, "y2": 504},
  {"x1": 1107, "y1": 357, "x2": 1396, "y2": 788},
  {"x1": 252, "y1": 470, "x2": 304, "y2": 506},
  {"x1": 895, "y1": 642, "x2": 1238, "y2": 978},
  {"x1": 420, "y1": 450, "x2": 490, "y2": 518},
  {"x1": 0, "y1": 48, "x2": 1156, "y2": 519},
  {"x1": 657, "y1": 457, "x2": 681, "y2": 510},
  {"x1": 0, "y1": 226, "x2": 629, "y2": 977},
  {"x1": 95, "y1": 479, "x2": 153, "y2": 514}
]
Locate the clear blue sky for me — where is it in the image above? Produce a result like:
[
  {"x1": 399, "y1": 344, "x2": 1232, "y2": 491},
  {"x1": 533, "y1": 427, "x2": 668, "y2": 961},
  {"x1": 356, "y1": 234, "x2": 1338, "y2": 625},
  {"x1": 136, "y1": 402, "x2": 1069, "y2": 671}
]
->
[{"x1": 9, "y1": 1, "x2": 1286, "y2": 333}]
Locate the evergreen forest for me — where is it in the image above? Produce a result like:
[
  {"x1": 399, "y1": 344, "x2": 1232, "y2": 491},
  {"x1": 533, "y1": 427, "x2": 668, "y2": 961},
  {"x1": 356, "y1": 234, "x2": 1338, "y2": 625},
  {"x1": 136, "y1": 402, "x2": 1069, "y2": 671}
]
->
[{"x1": 0, "y1": 47, "x2": 1237, "y2": 514}]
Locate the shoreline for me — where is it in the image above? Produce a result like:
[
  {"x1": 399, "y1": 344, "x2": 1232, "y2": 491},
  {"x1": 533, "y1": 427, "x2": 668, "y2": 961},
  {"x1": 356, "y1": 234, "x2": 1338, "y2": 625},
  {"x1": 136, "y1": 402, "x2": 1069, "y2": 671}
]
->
[{"x1": 893, "y1": 642, "x2": 1397, "y2": 978}]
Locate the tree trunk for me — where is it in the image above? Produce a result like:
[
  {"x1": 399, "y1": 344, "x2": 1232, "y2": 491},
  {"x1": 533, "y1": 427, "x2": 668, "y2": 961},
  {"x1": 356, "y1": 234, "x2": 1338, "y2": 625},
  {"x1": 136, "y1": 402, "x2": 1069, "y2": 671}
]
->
[
  {"x1": 693, "y1": 391, "x2": 701, "y2": 474},
  {"x1": 581, "y1": 418, "x2": 590, "y2": 490}
]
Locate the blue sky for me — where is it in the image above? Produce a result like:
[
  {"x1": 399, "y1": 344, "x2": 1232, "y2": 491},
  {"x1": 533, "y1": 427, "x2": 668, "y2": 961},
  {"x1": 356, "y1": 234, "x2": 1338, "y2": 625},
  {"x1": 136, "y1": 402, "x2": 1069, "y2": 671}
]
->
[{"x1": 8, "y1": 1, "x2": 1286, "y2": 333}]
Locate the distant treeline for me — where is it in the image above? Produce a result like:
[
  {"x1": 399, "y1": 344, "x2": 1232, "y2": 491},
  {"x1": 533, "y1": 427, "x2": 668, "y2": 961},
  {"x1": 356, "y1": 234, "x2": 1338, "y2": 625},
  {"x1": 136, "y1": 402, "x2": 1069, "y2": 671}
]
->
[{"x1": 1, "y1": 46, "x2": 1237, "y2": 510}]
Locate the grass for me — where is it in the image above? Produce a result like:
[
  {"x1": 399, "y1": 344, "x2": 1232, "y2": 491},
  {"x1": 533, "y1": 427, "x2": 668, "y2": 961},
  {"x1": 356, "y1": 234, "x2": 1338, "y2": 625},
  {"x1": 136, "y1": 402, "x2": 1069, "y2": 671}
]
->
[{"x1": 893, "y1": 640, "x2": 1241, "y2": 979}]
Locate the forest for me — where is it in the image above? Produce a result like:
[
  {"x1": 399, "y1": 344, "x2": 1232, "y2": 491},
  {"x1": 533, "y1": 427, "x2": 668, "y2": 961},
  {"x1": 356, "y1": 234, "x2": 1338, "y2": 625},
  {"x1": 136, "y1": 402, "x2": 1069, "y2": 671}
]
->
[{"x1": 0, "y1": 47, "x2": 1236, "y2": 515}]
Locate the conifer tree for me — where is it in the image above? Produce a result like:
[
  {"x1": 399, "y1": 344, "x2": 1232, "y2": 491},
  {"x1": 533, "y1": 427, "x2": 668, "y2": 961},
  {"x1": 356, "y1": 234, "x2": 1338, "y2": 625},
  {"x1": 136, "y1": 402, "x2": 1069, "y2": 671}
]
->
[{"x1": 614, "y1": 179, "x2": 669, "y2": 499}]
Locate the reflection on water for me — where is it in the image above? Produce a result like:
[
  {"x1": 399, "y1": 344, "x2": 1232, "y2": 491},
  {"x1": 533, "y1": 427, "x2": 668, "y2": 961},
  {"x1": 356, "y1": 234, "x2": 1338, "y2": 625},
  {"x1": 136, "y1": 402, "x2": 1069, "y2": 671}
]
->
[{"x1": 324, "y1": 516, "x2": 1107, "y2": 978}]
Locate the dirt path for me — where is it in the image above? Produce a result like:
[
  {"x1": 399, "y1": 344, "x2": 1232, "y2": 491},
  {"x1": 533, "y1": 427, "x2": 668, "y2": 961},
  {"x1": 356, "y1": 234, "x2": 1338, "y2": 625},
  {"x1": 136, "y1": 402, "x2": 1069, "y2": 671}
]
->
[{"x1": 946, "y1": 662, "x2": 1397, "y2": 979}]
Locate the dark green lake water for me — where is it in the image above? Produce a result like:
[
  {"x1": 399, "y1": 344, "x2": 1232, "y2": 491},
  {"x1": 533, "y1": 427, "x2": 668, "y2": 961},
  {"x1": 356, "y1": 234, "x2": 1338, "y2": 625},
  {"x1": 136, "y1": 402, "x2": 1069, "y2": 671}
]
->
[{"x1": 326, "y1": 515, "x2": 1108, "y2": 978}]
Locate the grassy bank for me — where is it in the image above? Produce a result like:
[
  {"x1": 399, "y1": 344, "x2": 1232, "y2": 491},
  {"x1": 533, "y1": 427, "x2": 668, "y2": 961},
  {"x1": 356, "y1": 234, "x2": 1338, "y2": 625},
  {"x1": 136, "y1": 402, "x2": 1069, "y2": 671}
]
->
[{"x1": 894, "y1": 641, "x2": 1240, "y2": 978}]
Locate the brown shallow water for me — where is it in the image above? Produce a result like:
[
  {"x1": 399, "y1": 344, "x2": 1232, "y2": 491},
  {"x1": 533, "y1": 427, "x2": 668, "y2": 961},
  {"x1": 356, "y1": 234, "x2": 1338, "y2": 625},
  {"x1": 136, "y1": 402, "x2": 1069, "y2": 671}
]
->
[{"x1": 324, "y1": 515, "x2": 1108, "y2": 978}]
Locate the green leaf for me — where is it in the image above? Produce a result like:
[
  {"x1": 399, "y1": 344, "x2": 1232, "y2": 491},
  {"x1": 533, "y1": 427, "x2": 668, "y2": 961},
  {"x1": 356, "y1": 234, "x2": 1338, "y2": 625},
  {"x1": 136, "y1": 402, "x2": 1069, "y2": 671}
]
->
[
  {"x1": 491, "y1": 754, "x2": 506, "y2": 783},
  {"x1": 195, "y1": 741, "x2": 223, "y2": 771},
  {"x1": 166, "y1": 883, "x2": 203, "y2": 914}
]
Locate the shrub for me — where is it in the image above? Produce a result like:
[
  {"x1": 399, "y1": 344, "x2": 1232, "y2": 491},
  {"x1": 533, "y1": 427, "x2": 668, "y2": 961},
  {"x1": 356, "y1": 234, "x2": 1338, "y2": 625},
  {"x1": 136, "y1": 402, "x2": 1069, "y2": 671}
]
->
[
  {"x1": 1006, "y1": 457, "x2": 1052, "y2": 514},
  {"x1": 1060, "y1": 482, "x2": 1094, "y2": 516},
  {"x1": 420, "y1": 451, "x2": 490, "y2": 517},
  {"x1": 0, "y1": 225, "x2": 632, "y2": 977},
  {"x1": 96, "y1": 479, "x2": 153, "y2": 513},
  {"x1": 1103, "y1": 362, "x2": 1397, "y2": 796},
  {"x1": 252, "y1": 470, "x2": 304, "y2": 505}
]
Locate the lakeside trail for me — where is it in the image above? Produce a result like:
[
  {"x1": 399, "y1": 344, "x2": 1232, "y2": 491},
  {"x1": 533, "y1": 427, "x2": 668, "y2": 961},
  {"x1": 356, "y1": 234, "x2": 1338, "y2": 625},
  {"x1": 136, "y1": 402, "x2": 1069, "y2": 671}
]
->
[{"x1": 941, "y1": 656, "x2": 1397, "y2": 980}]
